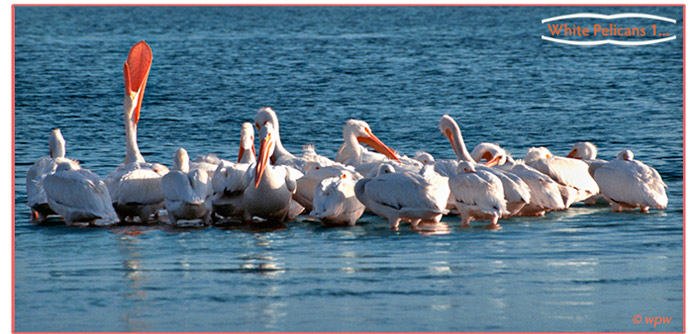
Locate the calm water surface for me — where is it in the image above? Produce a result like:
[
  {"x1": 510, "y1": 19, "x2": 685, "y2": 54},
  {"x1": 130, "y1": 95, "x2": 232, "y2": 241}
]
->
[{"x1": 14, "y1": 6, "x2": 683, "y2": 332}]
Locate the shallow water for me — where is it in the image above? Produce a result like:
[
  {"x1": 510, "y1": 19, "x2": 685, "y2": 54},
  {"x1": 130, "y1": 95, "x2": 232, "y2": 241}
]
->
[{"x1": 14, "y1": 6, "x2": 683, "y2": 332}]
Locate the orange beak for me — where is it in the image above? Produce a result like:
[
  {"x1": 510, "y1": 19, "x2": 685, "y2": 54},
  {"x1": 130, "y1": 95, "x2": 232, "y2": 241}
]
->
[
  {"x1": 254, "y1": 133, "x2": 273, "y2": 188},
  {"x1": 444, "y1": 128, "x2": 458, "y2": 157},
  {"x1": 238, "y1": 136, "x2": 256, "y2": 163},
  {"x1": 484, "y1": 155, "x2": 501, "y2": 167},
  {"x1": 123, "y1": 40, "x2": 152, "y2": 125},
  {"x1": 566, "y1": 149, "x2": 578, "y2": 158},
  {"x1": 357, "y1": 128, "x2": 401, "y2": 162}
]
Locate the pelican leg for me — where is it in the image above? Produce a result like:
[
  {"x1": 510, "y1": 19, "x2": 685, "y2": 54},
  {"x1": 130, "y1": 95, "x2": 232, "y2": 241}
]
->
[
  {"x1": 610, "y1": 202, "x2": 623, "y2": 212},
  {"x1": 410, "y1": 219, "x2": 421, "y2": 230},
  {"x1": 388, "y1": 216, "x2": 400, "y2": 230},
  {"x1": 30, "y1": 210, "x2": 39, "y2": 221},
  {"x1": 640, "y1": 206, "x2": 650, "y2": 213},
  {"x1": 485, "y1": 216, "x2": 501, "y2": 230},
  {"x1": 460, "y1": 215, "x2": 472, "y2": 227}
]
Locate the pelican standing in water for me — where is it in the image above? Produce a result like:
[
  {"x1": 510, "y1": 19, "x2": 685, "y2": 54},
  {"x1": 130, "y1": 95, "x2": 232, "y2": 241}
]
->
[
  {"x1": 26, "y1": 128, "x2": 79, "y2": 222},
  {"x1": 105, "y1": 41, "x2": 169, "y2": 223},
  {"x1": 566, "y1": 141, "x2": 607, "y2": 205},
  {"x1": 449, "y1": 161, "x2": 508, "y2": 229},
  {"x1": 593, "y1": 149, "x2": 668, "y2": 212},
  {"x1": 43, "y1": 161, "x2": 119, "y2": 227},
  {"x1": 240, "y1": 122, "x2": 301, "y2": 223},
  {"x1": 161, "y1": 148, "x2": 213, "y2": 226},
  {"x1": 354, "y1": 164, "x2": 449, "y2": 230}
]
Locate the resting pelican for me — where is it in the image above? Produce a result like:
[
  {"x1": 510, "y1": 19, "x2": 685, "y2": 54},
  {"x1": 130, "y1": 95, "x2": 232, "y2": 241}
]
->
[
  {"x1": 26, "y1": 128, "x2": 79, "y2": 221},
  {"x1": 240, "y1": 122, "x2": 300, "y2": 223},
  {"x1": 43, "y1": 162, "x2": 118, "y2": 227},
  {"x1": 471, "y1": 143, "x2": 566, "y2": 216},
  {"x1": 309, "y1": 173, "x2": 365, "y2": 226},
  {"x1": 524, "y1": 146, "x2": 600, "y2": 207},
  {"x1": 449, "y1": 161, "x2": 508, "y2": 229},
  {"x1": 439, "y1": 115, "x2": 530, "y2": 216},
  {"x1": 105, "y1": 41, "x2": 169, "y2": 224},
  {"x1": 566, "y1": 141, "x2": 608, "y2": 205},
  {"x1": 354, "y1": 164, "x2": 448, "y2": 230},
  {"x1": 161, "y1": 148, "x2": 213, "y2": 226},
  {"x1": 593, "y1": 149, "x2": 668, "y2": 212},
  {"x1": 295, "y1": 161, "x2": 362, "y2": 212}
]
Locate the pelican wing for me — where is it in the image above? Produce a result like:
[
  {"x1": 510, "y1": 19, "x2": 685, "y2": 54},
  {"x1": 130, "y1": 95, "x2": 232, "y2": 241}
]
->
[
  {"x1": 43, "y1": 169, "x2": 116, "y2": 221},
  {"x1": 594, "y1": 160, "x2": 668, "y2": 208},
  {"x1": 532, "y1": 157, "x2": 600, "y2": 193},
  {"x1": 508, "y1": 164, "x2": 566, "y2": 210},
  {"x1": 362, "y1": 173, "x2": 444, "y2": 214},
  {"x1": 449, "y1": 171, "x2": 507, "y2": 217},
  {"x1": 106, "y1": 166, "x2": 164, "y2": 205},
  {"x1": 162, "y1": 171, "x2": 203, "y2": 205},
  {"x1": 26, "y1": 157, "x2": 56, "y2": 207}
]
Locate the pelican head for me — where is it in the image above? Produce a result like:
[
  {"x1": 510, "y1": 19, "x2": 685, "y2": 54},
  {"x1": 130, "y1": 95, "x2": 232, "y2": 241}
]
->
[
  {"x1": 254, "y1": 122, "x2": 276, "y2": 188},
  {"x1": 253, "y1": 106, "x2": 278, "y2": 131},
  {"x1": 456, "y1": 161, "x2": 477, "y2": 174},
  {"x1": 239, "y1": 122, "x2": 256, "y2": 163},
  {"x1": 377, "y1": 163, "x2": 396, "y2": 176},
  {"x1": 567, "y1": 141, "x2": 598, "y2": 160},
  {"x1": 173, "y1": 147, "x2": 190, "y2": 172},
  {"x1": 471, "y1": 143, "x2": 506, "y2": 167},
  {"x1": 343, "y1": 119, "x2": 401, "y2": 162},
  {"x1": 48, "y1": 128, "x2": 66, "y2": 159},
  {"x1": 55, "y1": 161, "x2": 79, "y2": 172},
  {"x1": 122, "y1": 40, "x2": 152, "y2": 126},
  {"x1": 616, "y1": 149, "x2": 634, "y2": 161},
  {"x1": 439, "y1": 115, "x2": 460, "y2": 156},
  {"x1": 524, "y1": 146, "x2": 553, "y2": 164},
  {"x1": 413, "y1": 150, "x2": 435, "y2": 164}
]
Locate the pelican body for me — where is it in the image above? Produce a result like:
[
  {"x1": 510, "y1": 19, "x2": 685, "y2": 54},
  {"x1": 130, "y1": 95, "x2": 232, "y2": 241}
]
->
[
  {"x1": 43, "y1": 162, "x2": 118, "y2": 227},
  {"x1": 449, "y1": 161, "x2": 508, "y2": 229},
  {"x1": 593, "y1": 149, "x2": 668, "y2": 212},
  {"x1": 309, "y1": 173, "x2": 365, "y2": 226},
  {"x1": 105, "y1": 41, "x2": 169, "y2": 224},
  {"x1": 354, "y1": 164, "x2": 448, "y2": 230},
  {"x1": 161, "y1": 148, "x2": 213, "y2": 226}
]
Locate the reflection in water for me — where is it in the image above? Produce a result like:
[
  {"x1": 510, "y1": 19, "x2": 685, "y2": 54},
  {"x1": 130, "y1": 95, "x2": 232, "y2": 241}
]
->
[{"x1": 116, "y1": 234, "x2": 149, "y2": 332}]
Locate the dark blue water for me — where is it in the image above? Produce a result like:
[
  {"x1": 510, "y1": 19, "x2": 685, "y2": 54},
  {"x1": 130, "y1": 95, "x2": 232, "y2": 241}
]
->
[{"x1": 14, "y1": 6, "x2": 683, "y2": 332}]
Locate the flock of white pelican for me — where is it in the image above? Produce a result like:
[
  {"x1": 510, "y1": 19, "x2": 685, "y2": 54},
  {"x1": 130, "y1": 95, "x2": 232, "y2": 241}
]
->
[{"x1": 25, "y1": 41, "x2": 669, "y2": 230}]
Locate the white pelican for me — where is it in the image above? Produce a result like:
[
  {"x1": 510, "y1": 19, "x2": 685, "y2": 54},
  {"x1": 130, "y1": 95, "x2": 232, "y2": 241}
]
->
[
  {"x1": 309, "y1": 173, "x2": 365, "y2": 226},
  {"x1": 26, "y1": 128, "x2": 80, "y2": 221},
  {"x1": 438, "y1": 115, "x2": 530, "y2": 216},
  {"x1": 240, "y1": 122, "x2": 301, "y2": 223},
  {"x1": 593, "y1": 149, "x2": 668, "y2": 212},
  {"x1": 211, "y1": 122, "x2": 257, "y2": 219},
  {"x1": 566, "y1": 141, "x2": 608, "y2": 205},
  {"x1": 105, "y1": 40, "x2": 169, "y2": 224},
  {"x1": 43, "y1": 162, "x2": 118, "y2": 227},
  {"x1": 335, "y1": 119, "x2": 412, "y2": 175},
  {"x1": 354, "y1": 164, "x2": 449, "y2": 230},
  {"x1": 449, "y1": 161, "x2": 508, "y2": 229},
  {"x1": 295, "y1": 161, "x2": 362, "y2": 212},
  {"x1": 470, "y1": 142, "x2": 566, "y2": 216},
  {"x1": 161, "y1": 148, "x2": 213, "y2": 226},
  {"x1": 524, "y1": 146, "x2": 600, "y2": 207}
]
